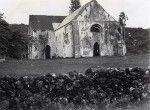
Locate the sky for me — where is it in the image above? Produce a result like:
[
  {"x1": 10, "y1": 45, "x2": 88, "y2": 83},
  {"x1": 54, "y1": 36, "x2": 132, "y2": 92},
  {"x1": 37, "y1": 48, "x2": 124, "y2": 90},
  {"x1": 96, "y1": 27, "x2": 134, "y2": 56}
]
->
[{"x1": 0, "y1": 0, "x2": 150, "y2": 28}]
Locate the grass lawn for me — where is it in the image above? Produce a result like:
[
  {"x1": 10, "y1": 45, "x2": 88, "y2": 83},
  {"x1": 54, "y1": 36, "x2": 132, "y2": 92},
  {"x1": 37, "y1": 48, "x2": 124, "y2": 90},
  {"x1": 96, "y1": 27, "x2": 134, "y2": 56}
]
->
[{"x1": 0, "y1": 54, "x2": 150, "y2": 77}]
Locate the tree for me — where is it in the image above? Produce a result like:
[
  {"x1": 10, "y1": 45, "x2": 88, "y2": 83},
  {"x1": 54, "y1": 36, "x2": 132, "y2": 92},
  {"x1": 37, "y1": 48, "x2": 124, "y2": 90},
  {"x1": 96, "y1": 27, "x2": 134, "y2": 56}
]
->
[
  {"x1": 8, "y1": 24, "x2": 29, "y2": 59},
  {"x1": 118, "y1": 12, "x2": 128, "y2": 39},
  {"x1": 69, "y1": 0, "x2": 81, "y2": 13},
  {"x1": 119, "y1": 12, "x2": 128, "y2": 27},
  {"x1": 0, "y1": 13, "x2": 29, "y2": 59},
  {"x1": 0, "y1": 13, "x2": 12, "y2": 56}
]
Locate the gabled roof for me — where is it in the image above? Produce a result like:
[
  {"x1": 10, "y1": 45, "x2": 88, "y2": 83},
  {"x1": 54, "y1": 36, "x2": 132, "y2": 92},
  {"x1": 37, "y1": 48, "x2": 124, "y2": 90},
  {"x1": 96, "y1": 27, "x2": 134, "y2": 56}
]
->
[
  {"x1": 57, "y1": 0, "x2": 118, "y2": 30},
  {"x1": 52, "y1": 23, "x2": 61, "y2": 30},
  {"x1": 29, "y1": 15, "x2": 66, "y2": 31},
  {"x1": 57, "y1": 1, "x2": 92, "y2": 30}
]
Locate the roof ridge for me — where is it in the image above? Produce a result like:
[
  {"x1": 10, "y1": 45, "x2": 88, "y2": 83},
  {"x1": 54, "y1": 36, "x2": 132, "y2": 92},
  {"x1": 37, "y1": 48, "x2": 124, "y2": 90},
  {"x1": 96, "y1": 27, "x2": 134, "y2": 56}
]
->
[
  {"x1": 56, "y1": 0, "x2": 93, "y2": 30},
  {"x1": 29, "y1": 15, "x2": 66, "y2": 17},
  {"x1": 96, "y1": 3, "x2": 117, "y2": 22},
  {"x1": 56, "y1": 0, "x2": 118, "y2": 30},
  {"x1": 73, "y1": 0, "x2": 93, "y2": 20},
  {"x1": 29, "y1": 15, "x2": 66, "y2": 31}
]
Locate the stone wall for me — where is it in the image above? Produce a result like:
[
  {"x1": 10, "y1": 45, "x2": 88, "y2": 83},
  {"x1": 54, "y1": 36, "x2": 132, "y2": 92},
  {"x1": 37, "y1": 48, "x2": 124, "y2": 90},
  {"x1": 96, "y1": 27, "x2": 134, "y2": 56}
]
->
[
  {"x1": 55, "y1": 24, "x2": 74, "y2": 58},
  {"x1": 73, "y1": 0, "x2": 126, "y2": 57},
  {"x1": 28, "y1": 29, "x2": 55, "y2": 59}
]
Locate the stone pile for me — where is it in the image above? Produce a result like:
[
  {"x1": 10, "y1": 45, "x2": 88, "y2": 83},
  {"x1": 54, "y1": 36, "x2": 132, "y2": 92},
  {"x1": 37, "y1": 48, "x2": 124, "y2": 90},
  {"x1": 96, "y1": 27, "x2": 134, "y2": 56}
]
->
[{"x1": 0, "y1": 67, "x2": 150, "y2": 109}]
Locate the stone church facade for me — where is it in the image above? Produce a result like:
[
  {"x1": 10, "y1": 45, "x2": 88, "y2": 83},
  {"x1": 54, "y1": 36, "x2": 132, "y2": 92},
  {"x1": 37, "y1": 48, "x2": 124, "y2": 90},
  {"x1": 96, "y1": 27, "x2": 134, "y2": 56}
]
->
[{"x1": 28, "y1": 0, "x2": 126, "y2": 59}]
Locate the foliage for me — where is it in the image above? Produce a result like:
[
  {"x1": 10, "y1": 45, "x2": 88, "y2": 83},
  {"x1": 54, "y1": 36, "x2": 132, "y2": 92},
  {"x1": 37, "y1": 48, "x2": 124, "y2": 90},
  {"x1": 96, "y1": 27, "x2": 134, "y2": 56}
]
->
[
  {"x1": 9, "y1": 24, "x2": 29, "y2": 59},
  {"x1": 125, "y1": 28, "x2": 150, "y2": 55},
  {"x1": 0, "y1": 14, "x2": 12, "y2": 56},
  {"x1": 0, "y1": 67, "x2": 150, "y2": 110},
  {"x1": 69, "y1": 0, "x2": 81, "y2": 13},
  {"x1": 0, "y1": 13, "x2": 29, "y2": 59},
  {"x1": 7, "y1": 29, "x2": 29, "y2": 59},
  {"x1": 9, "y1": 24, "x2": 28, "y2": 35},
  {"x1": 119, "y1": 12, "x2": 128, "y2": 27}
]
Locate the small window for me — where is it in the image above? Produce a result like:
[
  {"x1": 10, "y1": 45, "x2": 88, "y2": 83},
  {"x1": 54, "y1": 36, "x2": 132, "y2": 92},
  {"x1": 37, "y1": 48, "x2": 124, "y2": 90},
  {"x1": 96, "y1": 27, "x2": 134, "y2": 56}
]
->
[{"x1": 91, "y1": 24, "x2": 101, "y2": 32}]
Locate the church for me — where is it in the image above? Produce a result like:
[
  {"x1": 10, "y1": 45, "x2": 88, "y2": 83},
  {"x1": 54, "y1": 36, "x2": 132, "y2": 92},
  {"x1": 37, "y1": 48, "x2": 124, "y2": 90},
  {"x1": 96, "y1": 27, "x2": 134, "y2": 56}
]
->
[{"x1": 28, "y1": 0, "x2": 126, "y2": 59}]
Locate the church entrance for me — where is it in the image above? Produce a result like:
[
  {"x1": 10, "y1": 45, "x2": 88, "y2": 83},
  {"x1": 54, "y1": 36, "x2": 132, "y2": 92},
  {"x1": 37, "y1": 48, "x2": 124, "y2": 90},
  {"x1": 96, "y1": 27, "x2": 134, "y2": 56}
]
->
[
  {"x1": 90, "y1": 24, "x2": 101, "y2": 57},
  {"x1": 45, "y1": 45, "x2": 51, "y2": 59},
  {"x1": 93, "y1": 42, "x2": 100, "y2": 56}
]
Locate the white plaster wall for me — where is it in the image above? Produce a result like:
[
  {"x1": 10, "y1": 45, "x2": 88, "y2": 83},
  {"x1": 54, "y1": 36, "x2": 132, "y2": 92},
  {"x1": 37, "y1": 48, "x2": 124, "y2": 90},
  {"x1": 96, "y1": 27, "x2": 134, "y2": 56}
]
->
[
  {"x1": 55, "y1": 27, "x2": 64, "y2": 57},
  {"x1": 101, "y1": 43, "x2": 114, "y2": 56},
  {"x1": 117, "y1": 40, "x2": 127, "y2": 56},
  {"x1": 31, "y1": 44, "x2": 39, "y2": 59},
  {"x1": 47, "y1": 30, "x2": 56, "y2": 58},
  {"x1": 55, "y1": 23, "x2": 74, "y2": 58},
  {"x1": 29, "y1": 29, "x2": 55, "y2": 59},
  {"x1": 75, "y1": 1, "x2": 119, "y2": 57},
  {"x1": 122, "y1": 44, "x2": 126, "y2": 55},
  {"x1": 63, "y1": 24, "x2": 74, "y2": 57},
  {"x1": 29, "y1": 30, "x2": 40, "y2": 59},
  {"x1": 77, "y1": 5, "x2": 93, "y2": 57},
  {"x1": 76, "y1": 3, "x2": 104, "y2": 57}
]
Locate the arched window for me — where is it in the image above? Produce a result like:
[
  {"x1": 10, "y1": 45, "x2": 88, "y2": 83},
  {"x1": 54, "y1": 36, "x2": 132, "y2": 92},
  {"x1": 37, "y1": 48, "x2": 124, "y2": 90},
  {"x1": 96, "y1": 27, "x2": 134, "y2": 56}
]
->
[{"x1": 90, "y1": 24, "x2": 102, "y2": 33}]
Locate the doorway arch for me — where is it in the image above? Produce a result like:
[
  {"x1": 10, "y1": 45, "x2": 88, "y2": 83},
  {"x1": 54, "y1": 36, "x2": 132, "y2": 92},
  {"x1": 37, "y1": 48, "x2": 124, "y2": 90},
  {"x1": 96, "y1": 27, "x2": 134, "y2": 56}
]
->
[
  {"x1": 93, "y1": 42, "x2": 100, "y2": 56},
  {"x1": 45, "y1": 45, "x2": 51, "y2": 59}
]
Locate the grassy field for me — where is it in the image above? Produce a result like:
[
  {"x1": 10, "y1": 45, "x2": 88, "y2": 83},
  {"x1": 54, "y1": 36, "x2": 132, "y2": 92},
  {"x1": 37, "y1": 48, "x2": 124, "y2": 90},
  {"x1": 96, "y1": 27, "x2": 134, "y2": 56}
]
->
[{"x1": 0, "y1": 54, "x2": 150, "y2": 77}]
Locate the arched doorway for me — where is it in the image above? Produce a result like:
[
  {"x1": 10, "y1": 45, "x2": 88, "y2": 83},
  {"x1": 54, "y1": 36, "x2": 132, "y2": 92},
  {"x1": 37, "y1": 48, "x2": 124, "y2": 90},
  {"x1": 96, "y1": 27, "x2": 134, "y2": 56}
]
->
[
  {"x1": 91, "y1": 24, "x2": 101, "y2": 57},
  {"x1": 45, "y1": 45, "x2": 51, "y2": 59},
  {"x1": 93, "y1": 42, "x2": 100, "y2": 56}
]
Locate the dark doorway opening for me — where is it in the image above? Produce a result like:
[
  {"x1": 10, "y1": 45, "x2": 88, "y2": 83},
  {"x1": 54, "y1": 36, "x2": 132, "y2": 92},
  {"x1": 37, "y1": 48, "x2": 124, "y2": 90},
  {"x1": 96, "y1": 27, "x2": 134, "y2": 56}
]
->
[
  {"x1": 45, "y1": 45, "x2": 51, "y2": 59},
  {"x1": 93, "y1": 42, "x2": 100, "y2": 56}
]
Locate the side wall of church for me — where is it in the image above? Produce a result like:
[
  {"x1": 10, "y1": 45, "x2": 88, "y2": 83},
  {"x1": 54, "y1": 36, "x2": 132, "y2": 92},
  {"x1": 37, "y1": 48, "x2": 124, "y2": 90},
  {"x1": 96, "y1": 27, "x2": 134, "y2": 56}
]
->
[
  {"x1": 28, "y1": 29, "x2": 56, "y2": 59},
  {"x1": 55, "y1": 24, "x2": 74, "y2": 58},
  {"x1": 47, "y1": 30, "x2": 56, "y2": 58}
]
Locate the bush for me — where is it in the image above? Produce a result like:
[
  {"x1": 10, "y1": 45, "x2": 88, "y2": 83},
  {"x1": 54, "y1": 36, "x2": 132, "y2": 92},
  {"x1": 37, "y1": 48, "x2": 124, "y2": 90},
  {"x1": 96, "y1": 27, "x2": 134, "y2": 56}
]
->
[{"x1": 0, "y1": 67, "x2": 150, "y2": 110}]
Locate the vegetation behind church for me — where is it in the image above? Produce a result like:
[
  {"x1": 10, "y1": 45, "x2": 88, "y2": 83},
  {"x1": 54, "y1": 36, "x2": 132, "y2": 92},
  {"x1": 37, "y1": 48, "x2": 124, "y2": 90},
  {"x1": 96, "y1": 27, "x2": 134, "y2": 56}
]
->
[
  {"x1": 0, "y1": 13, "x2": 29, "y2": 59},
  {"x1": 69, "y1": 0, "x2": 81, "y2": 13},
  {"x1": 125, "y1": 27, "x2": 150, "y2": 55}
]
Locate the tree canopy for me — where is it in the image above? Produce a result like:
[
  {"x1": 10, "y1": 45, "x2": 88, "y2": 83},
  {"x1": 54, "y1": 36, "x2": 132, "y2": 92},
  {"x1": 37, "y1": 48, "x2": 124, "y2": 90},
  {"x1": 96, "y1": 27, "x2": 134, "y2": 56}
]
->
[
  {"x1": 0, "y1": 14, "x2": 12, "y2": 56},
  {"x1": 69, "y1": 0, "x2": 81, "y2": 13},
  {"x1": 0, "y1": 13, "x2": 29, "y2": 59},
  {"x1": 119, "y1": 12, "x2": 128, "y2": 27}
]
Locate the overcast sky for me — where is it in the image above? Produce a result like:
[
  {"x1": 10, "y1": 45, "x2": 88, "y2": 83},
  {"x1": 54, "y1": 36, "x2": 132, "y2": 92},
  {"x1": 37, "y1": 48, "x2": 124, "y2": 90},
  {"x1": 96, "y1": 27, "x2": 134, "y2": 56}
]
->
[{"x1": 0, "y1": 0, "x2": 150, "y2": 28}]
